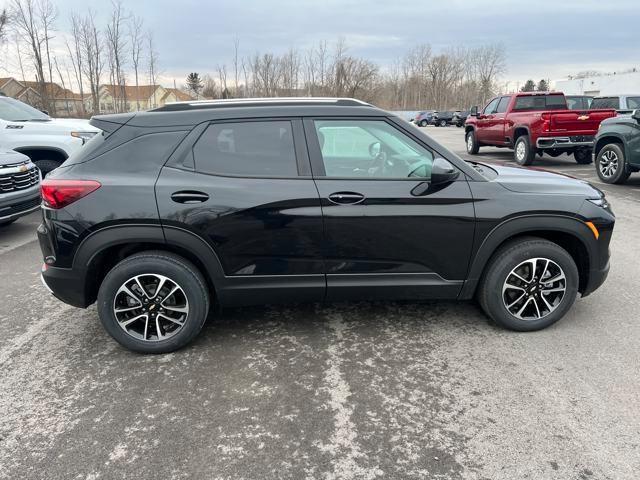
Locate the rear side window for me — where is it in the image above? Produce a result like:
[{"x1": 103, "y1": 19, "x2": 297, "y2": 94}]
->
[
  {"x1": 513, "y1": 95, "x2": 567, "y2": 111},
  {"x1": 591, "y1": 97, "x2": 620, "y2": 109},
  {"x1": 496, "y1": 96, "x2": 510, "y2": 113},
  {"x1": 193, "y1": 120, "x2": 297, "y2": 177}
]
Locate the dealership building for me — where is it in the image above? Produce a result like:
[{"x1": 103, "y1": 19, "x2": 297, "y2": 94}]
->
[{"x1": 554, "y1": 70, "x2": 640, "y2": 96}]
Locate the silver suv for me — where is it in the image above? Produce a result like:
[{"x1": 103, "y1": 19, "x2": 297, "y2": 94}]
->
[{"x1": 0, "y1": 150, "x2": 41, "y2": 226}]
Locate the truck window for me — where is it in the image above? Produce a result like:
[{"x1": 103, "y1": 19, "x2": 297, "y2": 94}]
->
[
  {"x1": 591, "y1": 97, "x2": 620, "y2": 109},
  {"x1": 627, "y1": 97, "x2": 640, "y2": 109},
  {"x1": 483, "y1": 98, "x2": 499, "y2": 114},
  {"x1": 513, "y1": 95, "x2": 566, "y2": 111},
  {"x1": 496, "y1": 97, "x2": 510, "y2": 113}
]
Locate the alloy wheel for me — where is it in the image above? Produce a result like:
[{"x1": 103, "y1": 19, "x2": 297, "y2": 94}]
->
[
  {"x1": 599, "y1": 150, "x2": 618, "y2": 178},
  {"x1": 516, "y1": 141, "x2": 526, "y2": 162},
  {"x1": 502, "y1": 257, "x2": 566, "y2": 320},
  {"x1": 467, "y1": 134, "x2": 474, "y2": 152},
  {"x1": 113, "y1": 274, "x2": 189, "y2": 342}
]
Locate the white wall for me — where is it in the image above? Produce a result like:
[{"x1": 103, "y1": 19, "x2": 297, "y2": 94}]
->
[{"x1": 554, "y1": 71, "x2": 640, "y2": 96}]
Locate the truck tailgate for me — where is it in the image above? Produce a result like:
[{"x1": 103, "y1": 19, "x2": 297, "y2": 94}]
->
[{"x1": 547, "y1": 109, "x2": 616, "y2": 133}]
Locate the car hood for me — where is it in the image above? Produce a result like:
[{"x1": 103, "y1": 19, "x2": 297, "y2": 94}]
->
[
  {"x1": 485, "y1": 163, "x2": 601, "y2": 197},
  {"x1": 0, "y1": 149, "x2": 31, "y2": 167},
  {"x1": 3, "y1": 118, "x2": 100, "y2": 134}
]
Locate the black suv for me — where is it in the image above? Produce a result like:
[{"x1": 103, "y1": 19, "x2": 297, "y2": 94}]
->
[
  {"x1": 38, "y1": 98, "x2": 614, "y2": 353},
  {"x1": 431, "y1": 111, "x2": 455, "y2": 127}
]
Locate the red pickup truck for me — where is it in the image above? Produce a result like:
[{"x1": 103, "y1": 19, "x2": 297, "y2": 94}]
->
[{"x1": 464, "y1": 92, "x2": 616, "y2": 165}]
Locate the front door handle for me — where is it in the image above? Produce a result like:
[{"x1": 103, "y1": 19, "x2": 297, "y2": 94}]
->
[
  {"x1": 170, "y1": 190, "x2": 210, "y2": 204},
  {"x1": 327, "y1": 191, "x2": 365, "y2": 205}
]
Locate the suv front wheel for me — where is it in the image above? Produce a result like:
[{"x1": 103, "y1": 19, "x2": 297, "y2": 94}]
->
[
  {"x1": 478, "y1": 238, "x2": 579, "y2": 331},
  {"x1": 97, "y1": 251, "x2": 210, "y2": 353}
]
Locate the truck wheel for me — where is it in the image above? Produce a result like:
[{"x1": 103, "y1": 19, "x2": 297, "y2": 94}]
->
[
  {"x1": 514, "y1": 135, "x2": 535, "y2": 166},
  {"x1": 34, "y1": 159, "x2": 62, "y2": 177},
  {"x1": 596, "y1": 143, "x2": 631, "y2": 184},
  {"x1": 439, "y1": 119, "x2": 447, "y2": 127},
  {"x1": 419, "y1": 119, "x2": 428, "y2": 127},
  {"x1": 466, "y1": 130, "x2": 479, "y2": 154},
  {"x1": 574, "y1": 148, "x2": 592, "y2": 165},
  {"x1": 477, "y1": 237, "x2": 579, "y2": 331}
]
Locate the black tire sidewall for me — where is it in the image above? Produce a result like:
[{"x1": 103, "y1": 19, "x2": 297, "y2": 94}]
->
[
  {"x1": 596, "y1": 143, "x2": 629, "y2": 184},
  {"x1": 479, "y1": 239, "x2": 579, "y2": 331},
  {"x1": 97, "y1": 253, "x2": 210, "y2": 353},
  {"x1": 466, "y1": 130, "x2": 479, "y2": 154},
  {"x1": 440, "y1": 119, "x2": 447, "y2": 127},
  {"x1": 574, "y1": 149, "x2": 592, "y2": 164}
]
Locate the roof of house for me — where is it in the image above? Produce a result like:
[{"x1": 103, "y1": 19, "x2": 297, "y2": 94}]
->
[
  {"x1": 101, "y1": 84, "x2": 162, "y2": 101},
  {"x1": 160, "y1": 88, "x2": 193, "y2": 102}
]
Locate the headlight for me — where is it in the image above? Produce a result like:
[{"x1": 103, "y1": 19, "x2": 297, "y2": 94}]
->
[
  {"x1": 588, "y1": 197, "x2": 609, "y2": 209},
  {"x1": 71, "y1": 131, "x2": 98, "y2": 144}
]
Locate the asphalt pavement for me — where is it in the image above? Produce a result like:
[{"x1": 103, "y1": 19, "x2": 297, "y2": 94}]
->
[{"x1": 1, "y1": 126, "x2": 638, "y2": 480}]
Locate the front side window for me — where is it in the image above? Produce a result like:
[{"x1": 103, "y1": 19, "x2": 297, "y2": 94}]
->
[
  {"x1": 483, "y1": 98, "x2": 500, "y2": 114},
  {"x1": 314, "y1": 120, "x2": 434, "y2": 179},
  {"x1": 496, "y1": 96, "x2": 511, "y2": 113},
  {"x1": 0, "y1": 97, "x2": 50, "y2": 122},
  {"x1": 193, "y1": 120, "x2": 297, "y2": 177}
]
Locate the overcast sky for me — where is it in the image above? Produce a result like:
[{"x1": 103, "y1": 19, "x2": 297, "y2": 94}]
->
[{"x1": 2, "y1": 0, "x2": 639, "y2": 88}]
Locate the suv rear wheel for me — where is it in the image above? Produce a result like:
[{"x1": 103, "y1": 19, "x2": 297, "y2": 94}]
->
[
  {"x1": 514, "y1": 135, "x2": 535, "y2": 166},
  {"x1": 439, "y1": 119, "x2": 447, "y2": 127},
  {"x1": 478, "y1": 238, "x2": 579, "y2": 331},
  {"x1": 97, "y1": 251, "x2": 210, "y2": 353},
  {"x1": 596, "y1": 143, "x2": 631, "y2": 184}
]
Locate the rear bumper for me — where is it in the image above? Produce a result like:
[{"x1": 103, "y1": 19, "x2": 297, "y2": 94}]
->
[
  {"x1": 536, "y1": 136, "x2": 595, "y2": 149},
  {"x1": 40, "y1": 264, "x2": 90, "y2": 308}
]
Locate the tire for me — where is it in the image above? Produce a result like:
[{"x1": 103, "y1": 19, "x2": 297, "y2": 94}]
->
[
  {"x1": 573, "y1": 148, "x2": 592, "y2": 165},
  {"x1": 514, "y1": 135, "x2": 535, "y2": 166},
  {"x1": 478, "y1": 237, "x2": 579, "y2": 332},
  {"x1": 595, "y1": 143, "x2": 631, "y2": 184},
  {"x1": 0, "y1": 219, "x2": 17, "y2": 227},
  {"x1": 466, "y1": 130, "x2": 479, "y2": 154},
  {"x1": 34, "y1": 159, "x2": 62, "y2": 177},
  {"x1": 97, "y1": 251, "x2": 210, "y2": 353},
  {"x1": 419, "y1": 119, "x2": 428, "y2": 127},
  {"x1": 439, "y1": 119, "x2": 447, "y2": 127}
]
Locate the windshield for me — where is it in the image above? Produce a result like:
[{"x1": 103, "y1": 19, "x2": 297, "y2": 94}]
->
[{"x1": 0, "y1": 97, "x2": 51, "y2": 122}]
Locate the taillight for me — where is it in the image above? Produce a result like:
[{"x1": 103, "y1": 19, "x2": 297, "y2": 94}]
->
[
  {"x1": 541, "y1": 112, "x2": 551, "y2": 132},
  {"x1": 41, "y1": 179, "x2": 101, "y2": 209}
]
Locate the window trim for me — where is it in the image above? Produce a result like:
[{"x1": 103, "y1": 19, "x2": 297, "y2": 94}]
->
[
  {"x1": 482, "y1": 97, "x2": 500, "y2": 115},
  {"x1": 495, "y1": 96, "x2": 511, "y2": 114},
  {"x1": 188, "y1": 117, "x2": 312, "y2": 180},
  {"x1": 302, "y1": 116, "x2": 455, "y2": 181}
]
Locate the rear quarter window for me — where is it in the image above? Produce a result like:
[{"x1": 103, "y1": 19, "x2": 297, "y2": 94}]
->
[{"x1": 591, "y1": 97, "x2": 620, "y2": 109}]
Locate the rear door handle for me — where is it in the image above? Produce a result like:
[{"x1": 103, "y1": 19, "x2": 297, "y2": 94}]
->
[
  {"x1": 170, "y1": 190, "x2": 210, "y2": 204},
  {"x1": 327, "y1": 192, "x2": 365, "y2": 205}
]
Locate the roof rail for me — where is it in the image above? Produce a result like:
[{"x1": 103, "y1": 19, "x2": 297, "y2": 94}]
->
[{"x1": 151, "y1": 97, "x2": 372, "y2": 112}]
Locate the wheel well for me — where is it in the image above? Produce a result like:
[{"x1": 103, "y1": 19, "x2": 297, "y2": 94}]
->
[
  {"x1": 483, "y1": 231, "x2": 590, "y2": 293},
  {"x1": 465, "y1": 125, "x2": 474, "y2": 134},
  {"x1": 513, "y1": 127, "x2": 528, "y2": 142},
  {"x1": 593, "y1": 136, "x2": 623, "y2": 158},
  {"x1": 85, "y1": 242, "x2": 216, "y2": 305},
  {"x1": 14, "y1": 148, "x2": 67, "y2": 163}
]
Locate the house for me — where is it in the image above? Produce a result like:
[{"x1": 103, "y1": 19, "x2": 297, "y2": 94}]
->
[
  {"x1": 161, "y1": 88, "x2": 194, "y2": 104},
  {"x1": 0, "y1": 77, "x2": 86, "y2": 117}
]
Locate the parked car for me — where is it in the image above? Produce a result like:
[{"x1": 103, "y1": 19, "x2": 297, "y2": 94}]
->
[
  {"x1": 465, "y1": 92, "x2": 617, "y2": 165},
  {"x1": 431, "y1": 111, "x2": 456, "y2": 127},
  {"x1": 0, "y1": 96, "x2": 100, "y2": 176},
  {"x1": 593, "y1": 109, "x2": 640, "y2": 184},
  {"x1": 0, "y1": 149, "x2": 41, "y2": 227},
  {"x1": 566, "y1": 95, "x2": 593, "y2": 110},
  {"x1": 590, "y1": 94, "x2": 640, "y2": 114},
  {"x1": 453, "y1": 110, "x2": 470, "y2": 127},
  {"x1": 413, "y1": 110, "x2": 435, "y2": 127},
  {"x1": 38, "y1": 97, "x2": 614, "y2": 353}
]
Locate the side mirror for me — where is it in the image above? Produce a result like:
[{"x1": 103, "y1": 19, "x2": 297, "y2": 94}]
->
[
  {"x1": 431, "y1": 158, "x2": 460, "y2": 185},
  {"x1": 41, "y1": 110, "x2": 49, "y2": 115},
  {"x1": 368, "y1": 141, "x2": 381, "y2": 158},
  {"x1": 633, "y1": 109, "x2": 640, "y2": 121},
  {"x1": 470, "y1": 106, "x2": 479, "y2": 116}
]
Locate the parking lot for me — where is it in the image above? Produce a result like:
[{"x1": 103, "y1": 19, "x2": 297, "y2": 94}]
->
[{"x1": 1, "y1": 125, "x2": 639, "y2": 480}]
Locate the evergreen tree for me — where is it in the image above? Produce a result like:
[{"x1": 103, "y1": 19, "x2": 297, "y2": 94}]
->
[
  {"x1": 520, "y1": 79, "x2": 536, "y2": 92},
  {"x1": 537, "y1": 79, "x2": 549, "y2": 91},
  {"x1": 186, "y1": 73, "x2": 204, "y2": 99}
]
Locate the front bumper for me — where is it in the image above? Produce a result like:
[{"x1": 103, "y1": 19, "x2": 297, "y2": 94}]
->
[{"x1": 582, "y1": 260, "x2": 610, "y2": 297}]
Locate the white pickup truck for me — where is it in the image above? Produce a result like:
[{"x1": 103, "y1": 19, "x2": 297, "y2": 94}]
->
[{"x1": 0, "y1": 95, "x2": 100, "y2": 175}]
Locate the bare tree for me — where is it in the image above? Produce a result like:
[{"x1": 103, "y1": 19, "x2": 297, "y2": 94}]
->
[
  {"x1": 202, "y1": 74, "x2": 217, "y2": 99},
  {"x1": 66, "y1": 13, "x2": 85, "y2": 115},
  {"x1": 79, "y1": 10, "x2": 103, "y2": 114},
  {"x1": 105, "y1": 0, "x2": 128, "y2": 112},
  {"x1": 146, "y1": 30, "x2": 158, "y2": 108},
  {"x1": 128, "y1": 14, "x2": 143, "y2": 110},
  {"x1": 474, "y1": 43, "x2": 506, "y2": 105},
  {"x1": 232, "y1": 36, "x2": 240, "y2": 97},
  {"x1": 0, "y1": 8, "x2": 9, "y2": 44}
]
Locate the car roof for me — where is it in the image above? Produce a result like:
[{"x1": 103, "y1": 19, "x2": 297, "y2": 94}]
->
[
  {"x1": 514, "y1": 92, "x2": 564, "y2": 97},
  {"x1": 93, "y1": 97, "x2": 389, "y2": 128}
]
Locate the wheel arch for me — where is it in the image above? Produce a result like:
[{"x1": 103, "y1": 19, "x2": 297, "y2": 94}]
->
[
  {"x1": 512, "y1": 125, "x2": 530, "y2": 142},
  {"x1": 74, "y1": 224, "x2": 225, "y2": 306},
  {"x1": 13, "y1": 146, "x2": 68, "y2": 163},
  {"x1": 459, "y1": 215, "x2": 596, "y2": 300},
  {"x1": 593, "y1": 134, "x2": 625, "y2": 158}
]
